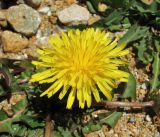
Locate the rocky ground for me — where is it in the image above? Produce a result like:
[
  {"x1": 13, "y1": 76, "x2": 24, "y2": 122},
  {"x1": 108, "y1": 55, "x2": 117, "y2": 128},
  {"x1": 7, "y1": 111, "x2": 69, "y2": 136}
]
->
[{"x1": 0, "y1": 0, "x2": 159, "y2": 136}]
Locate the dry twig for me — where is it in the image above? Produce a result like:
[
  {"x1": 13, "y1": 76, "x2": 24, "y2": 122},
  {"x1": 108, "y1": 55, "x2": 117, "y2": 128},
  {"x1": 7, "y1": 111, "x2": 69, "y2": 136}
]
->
[{"x1": 94, "y1": 101, "x2": 154, "y2": 109}]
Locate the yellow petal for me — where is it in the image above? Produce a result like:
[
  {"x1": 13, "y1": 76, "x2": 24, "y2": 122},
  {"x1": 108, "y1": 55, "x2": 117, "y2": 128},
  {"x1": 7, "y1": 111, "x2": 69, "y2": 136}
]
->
[
  {"x1": 117, "y1": 49, "x2": 129, "y2": 56},
  {"x1": 106, "y1": 43, "x2": 126, "y2": 56},
  {"x1": 66, "y1": 88, "x2": 76, "y2": 109},
  {"x1": 59, "y1": 84, "x2": 70, "y2": 100},
  {"x1": 97, "y1": 82, "x2": 112, "y2": 100},
  {"x1": 40, "y1": 78, "x2": 63, "y2": 97},
  {"x1": 85, "y1": 86, "x2": 92, "y2": 108},
  {"x1": 30, "y1": 69, "x2": 55, "y2": 82}
]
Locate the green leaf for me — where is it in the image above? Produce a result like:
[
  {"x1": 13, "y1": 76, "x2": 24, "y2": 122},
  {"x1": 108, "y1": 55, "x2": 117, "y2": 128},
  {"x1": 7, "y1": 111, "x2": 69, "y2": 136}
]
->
[
  {"x1": 82, "y1": 123, "x2": 101, "y2": 134},
  {"x1": 58, "y1": 127, "x2": 73, "y2": 137},
  {"x1": 122, "y1": 73, "x2": 136, "y2": 100},
  {"x1": 102, "y1": 0, "x2": 135, "y2": 9},
  {"x1": 133, "y1": 1, "x2": 158, "y2": 13},
  {"x1": 0, "y1": 122, "x2": 13, "y2": 134},
  {"x1": 0, "y1": 110, "x2": 8, "y2": 121},
  {"x1": 90, "y1": 124, "x2": 101, "y2": 132},
  {"x1": 119, "y1": 25, "x2": 148, "y2": 44},
  {"x1": 104, "y1": 10, "x2": 122, "y2": 26},
  {"x1": 99, "y1": 111, "x2": 123, "y2": 128},
  {"x1": 86, "y1": 1, "x2": 96, "y2": 13},
  {"x1": 88, "y1": 0, "x2": 102, "y2": 10},
  {"x1": 155, "y1": 38, "x2": 160, "y2": 53},
  {"x1": 20, "y1": 115, "x2": 44, "y2": 128},
  {"x1": 150, "y1": 52, "x2": 160, "y2": 92},
  {"x1": 11, "y1": 124, "x2": 28, "y2": 136},
  {"x1": 55, "y1": 131, "x2": 63, "y2": 137},
  {"x1": 12, "y1": 99, "x2": 28, "y2": 112},
  {"x1": 136, "y1": 38, "x2": 153, "y2": 64},
  {"x1": 82, "y1": 125, "x2": 90, "y2": 134}
]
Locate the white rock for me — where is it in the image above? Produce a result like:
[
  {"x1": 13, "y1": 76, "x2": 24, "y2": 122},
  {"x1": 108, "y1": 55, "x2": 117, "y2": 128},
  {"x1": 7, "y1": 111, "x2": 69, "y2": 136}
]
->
[
  {"x1": 145, "y1": 115, "x2": 151, "y2": 122},
  {"x1": 39, "y1": 6, "x2": 51, "y2": 16},
  {"x1": 6, "y1": 4, "x2": 41, "y2": 37},
  {"x1": 2, "y1": 31, "x2": 29, "y2": 53},
  {"x1": 141, "y1": 83, "x2": 147, "y2": 90},
  {"x1": 57, "y1": 4, "x2": 90, "y2": 25}
]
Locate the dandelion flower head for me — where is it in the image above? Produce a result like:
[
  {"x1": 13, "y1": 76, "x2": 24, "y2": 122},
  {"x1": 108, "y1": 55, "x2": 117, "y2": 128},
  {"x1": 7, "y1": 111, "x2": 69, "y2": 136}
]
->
[{"x1": 30, "y1": 28, "x2": 129, "y2": 109}]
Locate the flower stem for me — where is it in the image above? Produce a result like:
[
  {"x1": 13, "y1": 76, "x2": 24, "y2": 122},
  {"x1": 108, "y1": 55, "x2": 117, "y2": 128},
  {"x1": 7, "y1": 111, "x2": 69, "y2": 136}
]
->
[{"x1": 44, "y1": 112, "x2": 53, "y2": 137}]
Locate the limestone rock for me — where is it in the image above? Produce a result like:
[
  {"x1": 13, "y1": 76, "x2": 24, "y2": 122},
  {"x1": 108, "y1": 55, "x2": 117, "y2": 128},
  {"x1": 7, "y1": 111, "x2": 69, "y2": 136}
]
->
[
  {"x1": 57, "y1": 4, "x2": 90, "y2": 25},
  {"x1": 0, "y1": 10, "x2": 7, "y2": 27},
  {"x1": 64, "y1": 0, "x2": 77, "y2": 5},
  {"x1": 88, "y1": 15, "x2": 101, "y2": 25},
  {"x1": 2, "y1": 31, "x2": 29, "y2": 53},
  {"x1": 6, "y1": 4, "x2": 41, "y2": 36}
]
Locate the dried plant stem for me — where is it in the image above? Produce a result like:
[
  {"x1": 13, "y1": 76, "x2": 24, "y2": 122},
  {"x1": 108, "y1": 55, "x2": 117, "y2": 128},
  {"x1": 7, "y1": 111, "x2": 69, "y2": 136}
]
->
[
  {"x1": 94, "y1": 101, "x2": 154, "y2": 109},
  {"x1": 44, "y1": 112, "x2": 53, "y2": 137},
  {"x1": 18, "y1": 78, "x2": 29, "y2": 84}
]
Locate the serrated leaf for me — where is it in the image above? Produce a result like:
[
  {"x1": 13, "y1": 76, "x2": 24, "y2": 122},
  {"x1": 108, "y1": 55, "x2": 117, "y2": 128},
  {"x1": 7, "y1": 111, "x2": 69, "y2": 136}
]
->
[
  {"x1": 150, "y1": 52, "x2": 160, "y2": 92},
  {"x1": 155, "y1": 38, "x2": 160, "y2": 53},
  {"x1": 29, "y1": 128, "x2": 43, "y2": 137},
  {"x1": 20, "y1": 115, "x2": 44, "y2": 128},
  {"x1": 11, "y1": 124, "x2": 27, "y2": 136},
  {"x1": 12, "y1": 99, "x2": 28, "y2": 112},
  {"x1": 133, "y1": 1, "x2": 157, "y2": 13},
  {"x1": 102, "y1": 0, "x2": 135, "y2": 9},
  {"x1": 58, "y1": 127, "x2": 73, "y2": 137},
  {"x1": 0, "y1": 110, "x2": 8, "y2": 121},
  {"x1": 82, "y1": 126, "x2": 90, "y2": 134},
  {"x1": 119, "y1": 25, "x2": 148, "y2": 44},
  {"x1": 99, "y1": 111, "x2": 123, "y2": 128},
  {"x1": 0, "y1": 122, "x2": 13, "y2": 134},
  {"x1": 104, "y1": 10, "x2": 122, "y2": 26},
  {"x1": 55, "y1": 131, "x2": 63, "y2": 137},
  {"x1": 135, "y1": 38, "x2": 153, "y2": 64},
  {"x1": 122, "y1": 73, "x2": 136, "y2": 100}
]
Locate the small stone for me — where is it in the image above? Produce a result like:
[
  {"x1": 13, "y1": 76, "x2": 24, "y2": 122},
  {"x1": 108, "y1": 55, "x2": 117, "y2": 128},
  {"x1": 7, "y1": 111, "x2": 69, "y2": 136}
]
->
[
  {"x1": 141, "y1": 0, "x2": 154, "y2": 5},
  {"x1": 88, "y1": 15, "x2": 101, "y2": 25},
  {"x1": 54, "y1": 0, "x2": 65, "y2": 9},
  {"x1": 128, "y1": 117, "x2": 136, "y2": 123},
  {"x1": 38, "y1": 6, "x2": 51, "y2": 16},
  {"x1": 141, "y1": 83, "x2": 147, "y2": 90},
  {"x1": 24, "y1": 45, "x2": 38, "y2": 57},
  {"x1": 2, "y1": 31, "x2": 29, "y2": 53},
  {"x1": 145, "y1": 115, "x2": 151, "y2": 122},
  {"x1": 57, "y1": 4, "x2": 90, "y2": 25},
  {"x1": 114, "y1": 134, "x2": 118, "y2": 137},
  {"x1": 25, "y1": 0, "x2": 42, "y2": 8},
  {"x1": 17, "y1": 0, "x2": 25, "y2": 4},
  {"x1": 98, "y1": 3, "x2": 108, "y2": 12},
  {"x1": 0, "y1": 10, "x2": 7, "y2": 27},
  {"x1": 64, "y1": 0, "x2": 77, "y2": 5},
  {"x1": 6, "y1": 4, "x2": 41, "y2": 36},
  {"x1": 49, "y1": 15, "x2": 58, "y2": 24}
]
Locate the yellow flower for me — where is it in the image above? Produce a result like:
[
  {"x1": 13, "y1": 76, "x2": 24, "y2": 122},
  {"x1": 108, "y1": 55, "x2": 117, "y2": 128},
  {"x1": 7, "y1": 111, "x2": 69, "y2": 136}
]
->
[{"x1": 30, "y1": 28, "x2": 129, "y2": 109}]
